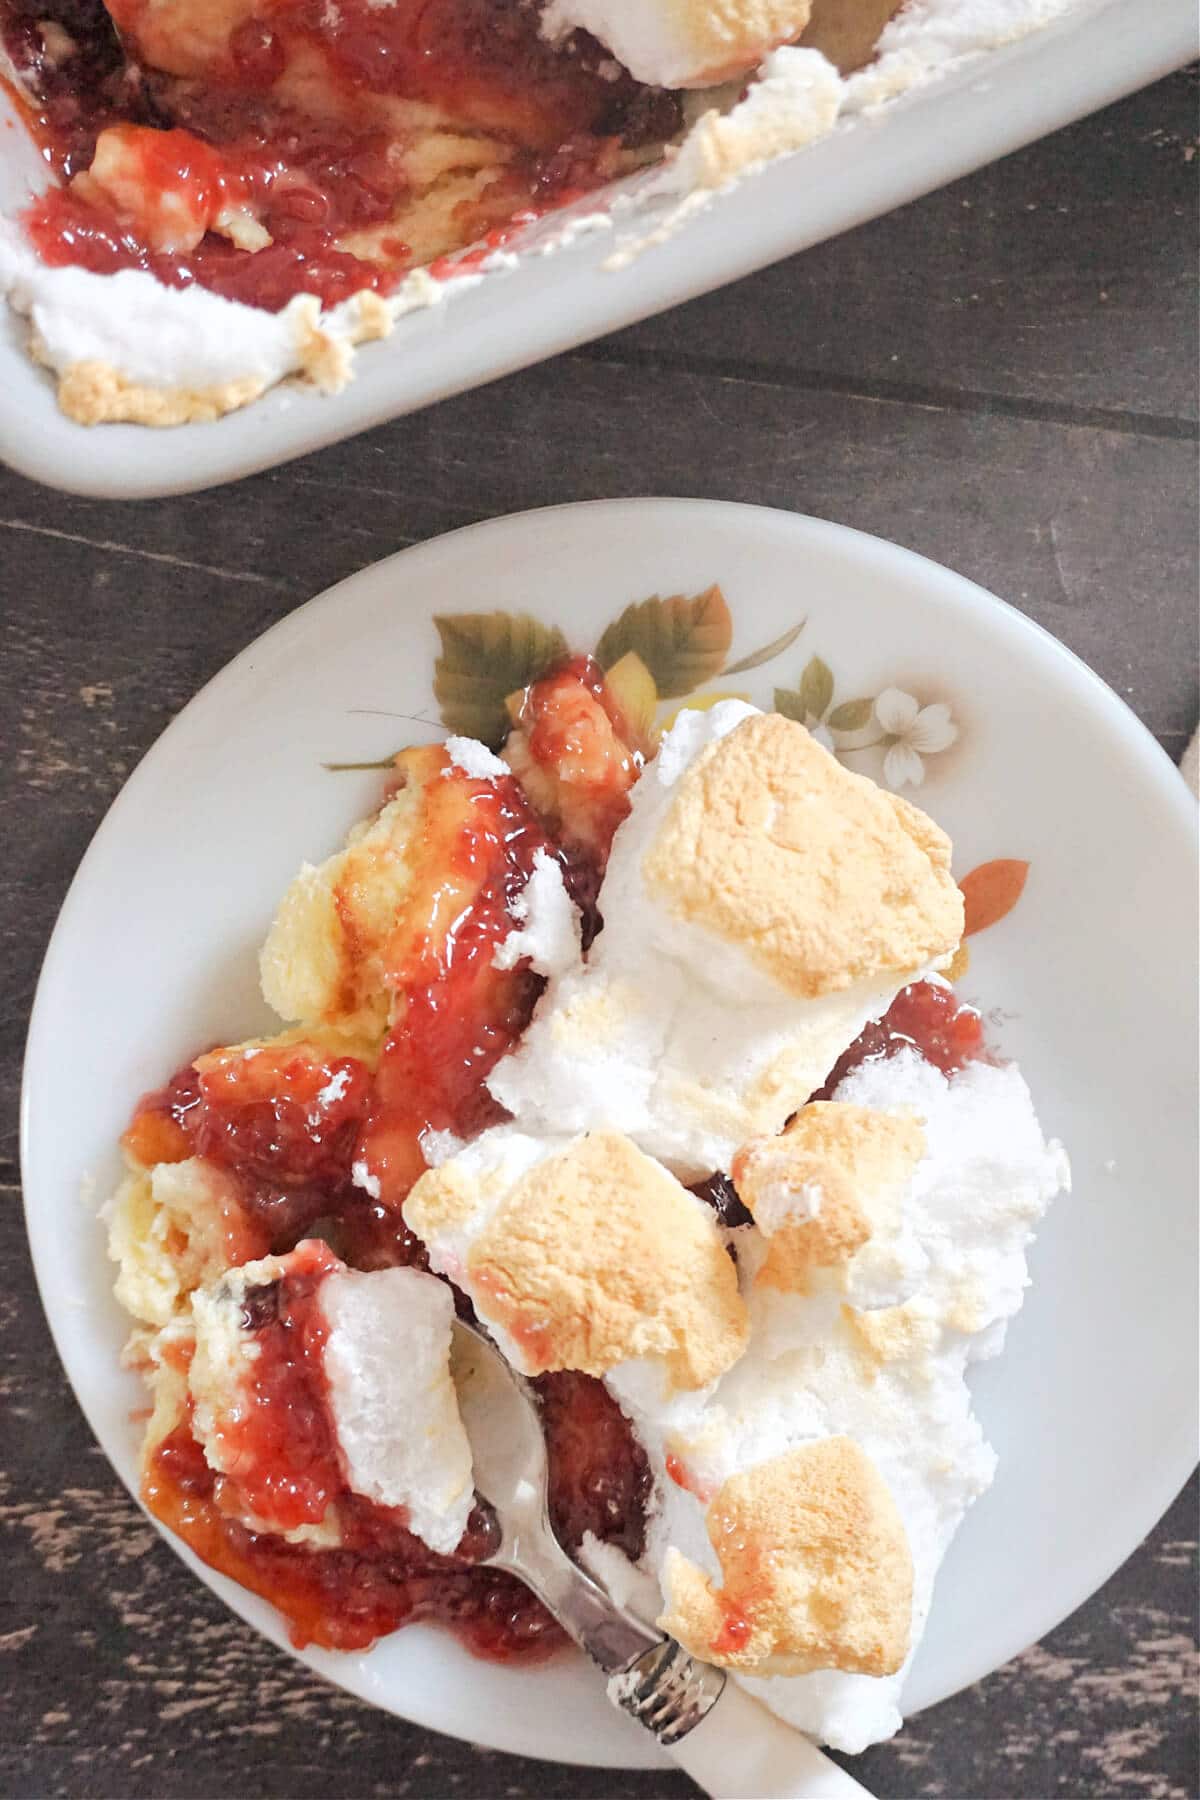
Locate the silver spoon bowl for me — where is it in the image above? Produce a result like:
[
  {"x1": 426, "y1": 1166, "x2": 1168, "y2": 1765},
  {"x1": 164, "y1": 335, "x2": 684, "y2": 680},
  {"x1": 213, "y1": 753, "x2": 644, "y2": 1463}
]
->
[
  {"x1": 451, "y1": 1319, "x2": 872, "y2": 1799},
  {"x1": 451, "y1": 1318, "x2": 724, "y2": 1738}
]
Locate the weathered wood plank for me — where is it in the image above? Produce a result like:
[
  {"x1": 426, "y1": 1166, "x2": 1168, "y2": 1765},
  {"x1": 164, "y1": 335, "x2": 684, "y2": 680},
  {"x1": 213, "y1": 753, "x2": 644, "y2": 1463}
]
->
[{"x1": 596, "y1": 70, "x2": 1200, "y2": 424}]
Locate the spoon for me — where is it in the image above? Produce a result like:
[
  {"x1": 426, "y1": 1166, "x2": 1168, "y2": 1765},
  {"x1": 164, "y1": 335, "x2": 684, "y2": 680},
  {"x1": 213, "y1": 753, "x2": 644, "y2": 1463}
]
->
[{"x1": 451, "y1": 1320, "x2": 873, "y2": 1800}]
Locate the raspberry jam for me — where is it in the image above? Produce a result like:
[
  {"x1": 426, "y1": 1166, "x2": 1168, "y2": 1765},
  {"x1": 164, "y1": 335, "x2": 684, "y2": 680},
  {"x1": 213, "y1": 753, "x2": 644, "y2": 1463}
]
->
[
  {"x1": 3, "y1": 0, "x2": 677, "y2": 310},
  {"x1": 145, "y1": 1330, "x2": 648, "y2": 1659},
  {"x1": 126, "y1": 1039, "x2": 374, "y2": 1253},
  {"x1": 813, "y1": 979, "x2": 987, "y2": 1099},
  {"x1": 127, "y1": 685, "x2": 653, "y2": 1662},
  {"x1": 0, "y1": 0, "x2": 157, "y2": 180},
  {"x1": 146, "y1": 1421, "x2": 559, "y2": 1659},
  {"x1": 355, "y1": 754, "x2": 563, "y2": 1210},
  {"x1": 536, "y1": 1370, "x2": 651, "y2": 1562},
  {"x1": 206, "y1": 1241, "x2": 345, "y2": 1533},
  {"x1": 26, "y1": 186, "x2": 399, "y2": 310}
]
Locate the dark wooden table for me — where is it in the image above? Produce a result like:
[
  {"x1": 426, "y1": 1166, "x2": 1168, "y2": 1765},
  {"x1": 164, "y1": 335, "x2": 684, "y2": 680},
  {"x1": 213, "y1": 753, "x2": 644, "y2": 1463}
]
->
[{"x1": 2, "y1": 65, "x2": 1197, "y2": 1800}]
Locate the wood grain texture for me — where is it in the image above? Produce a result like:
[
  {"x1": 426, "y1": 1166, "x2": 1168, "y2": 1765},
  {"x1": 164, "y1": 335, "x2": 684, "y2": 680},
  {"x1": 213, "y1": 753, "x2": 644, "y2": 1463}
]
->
[
  {"x1": 1, "y1": 65, "x2": 1197, "y2": 1800},
  {"x1": 602, "y1": 72, "x2": 1200, "y2": 426}
]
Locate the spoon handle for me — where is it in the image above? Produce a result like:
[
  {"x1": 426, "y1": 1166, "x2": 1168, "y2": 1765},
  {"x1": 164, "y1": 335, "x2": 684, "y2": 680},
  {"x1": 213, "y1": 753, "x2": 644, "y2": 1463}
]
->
[
  {"x1": 516, "y1": 1529, "x2": 870, "y2": 1795},
  {"x1": 663, "y1": 1679, "x2": 875, "y2": 1800},
  {"x1": 609, "y1": 1641, "x2": 872, "y2": 1799}
]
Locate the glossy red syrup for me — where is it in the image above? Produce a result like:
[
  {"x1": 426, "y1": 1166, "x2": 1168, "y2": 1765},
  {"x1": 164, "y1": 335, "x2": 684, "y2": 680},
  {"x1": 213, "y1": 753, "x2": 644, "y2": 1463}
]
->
[
  {"x1": 812, "y1": 979, "x2": 986, "y2": 1099},
  {"x1": 4, "y1": 0, "x2": 674, "y2": 309},
  {"x1": 26, "y1": 185, "x2": 398, "y2": 309},
  {"x1": 127, "y1": 1038, "x2": 374, "y2": 1250},
  {"x1": 146, "y1": 1420, "x2": 559, "y2": 1659},
  {"x1": 664, "y1": 1452, "x2": 716, "y2": 1503},
  {"x1": 711, "y1": 1605, "x2": 754, "y2": 1657},
  {"x1": 206, "y1": 1239, "x2": 344, "y2": 1533},
  {"x1": 513, "y1": 654, "x2": 644, "y2": 868},
  {"x1": 354, "y1": 754, "x2": 559, "y2": 1210},
  {"x1": 144, "y1": 1308, "x2": 649, "y2": 1657}
]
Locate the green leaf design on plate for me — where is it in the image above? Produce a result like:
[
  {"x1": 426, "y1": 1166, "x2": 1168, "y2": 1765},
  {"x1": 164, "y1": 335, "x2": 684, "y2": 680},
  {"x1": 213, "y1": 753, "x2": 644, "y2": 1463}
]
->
[
  {"x1": 595, "y1": 585, "x2": 732, "y2": 698},
  {"x1": 434, "y1": 612, "x2": 568, "y2": 748},
  {"x1": 323, "y1": 755, "x2": 400, "y2": 772},
  {"x1": 723, "y1": 617, "x2": 806, "y2": 676},
  {"x1": 798, "y1": 656, "x2": 834, "y2": 722},
  {"x1": 772, "y1": 686, "x2": 807, "y2": 723},
  {"x1": 827, "y1": 697, "x2": 875, "y2": 732}
]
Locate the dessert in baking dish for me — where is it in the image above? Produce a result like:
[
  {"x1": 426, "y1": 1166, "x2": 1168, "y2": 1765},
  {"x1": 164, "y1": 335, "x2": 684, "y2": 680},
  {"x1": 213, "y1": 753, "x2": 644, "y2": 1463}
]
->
[
  {"x1": 106, "y1": 642, "x2": 1066, "y2": 1752},
  {"x1": 0, "y1": 0, "x2": 1084, "y2": 423}
]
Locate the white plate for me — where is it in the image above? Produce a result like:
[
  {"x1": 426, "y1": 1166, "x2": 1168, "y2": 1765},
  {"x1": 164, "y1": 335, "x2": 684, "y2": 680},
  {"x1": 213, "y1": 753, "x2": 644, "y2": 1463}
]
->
[
  {"x1": 0, "y1": 0, "x2": 1194, "y2": 498},
  {"x1": 21, "y1": 499, "x2": 1198, "y2": 1770}
]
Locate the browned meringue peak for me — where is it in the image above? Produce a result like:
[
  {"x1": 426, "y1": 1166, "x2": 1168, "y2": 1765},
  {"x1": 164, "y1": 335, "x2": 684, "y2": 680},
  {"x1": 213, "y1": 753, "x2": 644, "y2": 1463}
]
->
[
  {"x1": 405, "y1": 1130, "x2": 749, "y2": 1390},
  {"x1": 733, "y1": 1102, "x2": 927, "y2": 1295},
  {"x1": 642, "y1": 711, "x2": 963, "y2": 998},
  {"x1": 657, "y1": 1436, "x2": 913, "y2": 1676},
  {"x1": 541, "y1": 0, "x2": 815, "y2": 87},
  {"x1": 841, "y1": 1298, "x2": 942, "y2": 1378}
]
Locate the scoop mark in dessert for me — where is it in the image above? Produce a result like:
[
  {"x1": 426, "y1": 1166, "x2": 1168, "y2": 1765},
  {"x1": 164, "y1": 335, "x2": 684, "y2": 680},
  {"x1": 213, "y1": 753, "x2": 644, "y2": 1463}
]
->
[{"x1": 0, "y1": 0, "x2": 1090, "y2": 421}]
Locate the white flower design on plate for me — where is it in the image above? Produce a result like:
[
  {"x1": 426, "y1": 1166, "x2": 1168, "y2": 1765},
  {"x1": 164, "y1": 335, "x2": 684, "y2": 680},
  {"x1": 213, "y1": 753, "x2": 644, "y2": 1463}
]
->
[
  {"x1": 342, "y1": 593, "x2": 964, "y2": 802},
  {"x1": 873, "y1": 687, "x2": 959, "y2": 790}
]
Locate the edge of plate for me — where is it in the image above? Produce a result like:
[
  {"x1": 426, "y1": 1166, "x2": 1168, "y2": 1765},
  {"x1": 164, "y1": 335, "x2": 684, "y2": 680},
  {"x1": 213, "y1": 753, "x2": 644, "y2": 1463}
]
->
[{"x1": 19, "y1": 500, "x2": 1199, "y2": 1767}]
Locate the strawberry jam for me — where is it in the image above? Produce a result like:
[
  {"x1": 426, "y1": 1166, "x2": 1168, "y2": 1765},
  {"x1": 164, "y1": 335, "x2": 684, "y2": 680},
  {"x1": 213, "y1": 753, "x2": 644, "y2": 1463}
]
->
[
  {"x1": 3, "y1": 0, "x2": 677, "y2": 310},
  {"x1": 813, "y1": 979, "x2": 987, "y2": 1099},
  {"x1": 146, "y1": 1421, "x2": 560, "y2": 1659},
  {"x1": 126, "y1": 1039, "x2": 374, "y2": 1253},
  {"x1": 355, "y1": 754, "x2": 561, "y2": 1210},
  {"x1": 144, "y1": 1305, "x2": 648, "y2": 1658}
]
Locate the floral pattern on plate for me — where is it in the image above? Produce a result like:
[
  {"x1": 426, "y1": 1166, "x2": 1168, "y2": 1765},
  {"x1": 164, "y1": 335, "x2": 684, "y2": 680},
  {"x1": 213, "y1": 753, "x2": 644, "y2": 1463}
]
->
[{"x1": 329, "y1": 584, "x2": 1029, "y2": 950}]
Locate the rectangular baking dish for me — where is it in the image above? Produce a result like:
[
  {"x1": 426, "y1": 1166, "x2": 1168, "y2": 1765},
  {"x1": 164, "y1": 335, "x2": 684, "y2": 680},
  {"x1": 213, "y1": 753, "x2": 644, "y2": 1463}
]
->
[{"x1": 0, "y1": 0, "x2": 1193, "y2": 500}]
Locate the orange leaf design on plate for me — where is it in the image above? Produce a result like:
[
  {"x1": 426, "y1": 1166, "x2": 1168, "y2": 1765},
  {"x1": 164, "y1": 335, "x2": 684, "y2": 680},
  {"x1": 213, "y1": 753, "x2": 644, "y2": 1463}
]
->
[{"x1": 959, "y1": 860, "x2": 1030, "y2": 937}]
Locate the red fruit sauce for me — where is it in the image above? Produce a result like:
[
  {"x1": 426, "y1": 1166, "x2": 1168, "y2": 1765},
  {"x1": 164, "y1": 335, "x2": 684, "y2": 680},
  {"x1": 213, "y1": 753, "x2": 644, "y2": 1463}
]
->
[
  {"x1": 511, "y1": 654, "x2": 644, "y2": 870},
  {"x1": 145, "y1": 1303, "x2": 649, "y2": 1659},
  {"x1": 127, "y1": 1037, "x2": 374, "y2": 1248},
  {"x1": 203, "y1": 1239, "x2": 345, "y2": 1534},
  {"x1": 2, "y1": 0, "x2": 677, "y2": 309},
  {"x1": 711, "y1": 1605, "x2": 754, "y2": 1657},
  {"x1": 146, "y1": 1420, "x2": 557, "y2": 1658},
  {"x1": 812, "y1": 979, "x2": 986, "y2": 1100},
  {"x1": 118, "y1": 661, "x2": 985, "y2": 1666},
  {"x1": 125, "y1": 670, "x2": 658, "y2": 1660},
  {"x1": 354, "y1": 752, "x2": 563, "y2": 1210}
]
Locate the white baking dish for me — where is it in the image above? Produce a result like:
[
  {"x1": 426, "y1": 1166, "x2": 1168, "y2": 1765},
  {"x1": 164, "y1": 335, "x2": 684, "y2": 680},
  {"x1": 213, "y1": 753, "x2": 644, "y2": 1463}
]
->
[{"x1": 0, "y1": 0, "x2": 1192, "y2": 499}]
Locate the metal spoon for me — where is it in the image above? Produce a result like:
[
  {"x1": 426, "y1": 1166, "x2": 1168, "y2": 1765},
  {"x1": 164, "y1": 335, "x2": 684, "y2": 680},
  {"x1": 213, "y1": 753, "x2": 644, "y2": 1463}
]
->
[{"x1": 451, "y1": 1320, "x2": 872, "y2": 1800}]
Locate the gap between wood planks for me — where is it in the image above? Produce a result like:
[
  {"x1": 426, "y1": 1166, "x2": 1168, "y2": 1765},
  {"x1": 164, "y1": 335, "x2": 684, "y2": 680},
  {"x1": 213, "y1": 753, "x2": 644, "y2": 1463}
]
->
[
  {"x1": 0, "y1": 516, "x2": 293, "y2": 589},
  {"x1": 574, "y1": 345, "x2": 1200, "y2": 443}
]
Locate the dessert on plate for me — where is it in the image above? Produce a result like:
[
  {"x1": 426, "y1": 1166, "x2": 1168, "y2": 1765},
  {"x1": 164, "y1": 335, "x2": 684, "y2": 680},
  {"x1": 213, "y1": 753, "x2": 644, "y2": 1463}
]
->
[
  {"x1": 0, "y1": 0, "x2": 1086, "y2": 423},
  {"x1": 105, "y1": 631, "x2": 1067, "y2": 1753}
]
